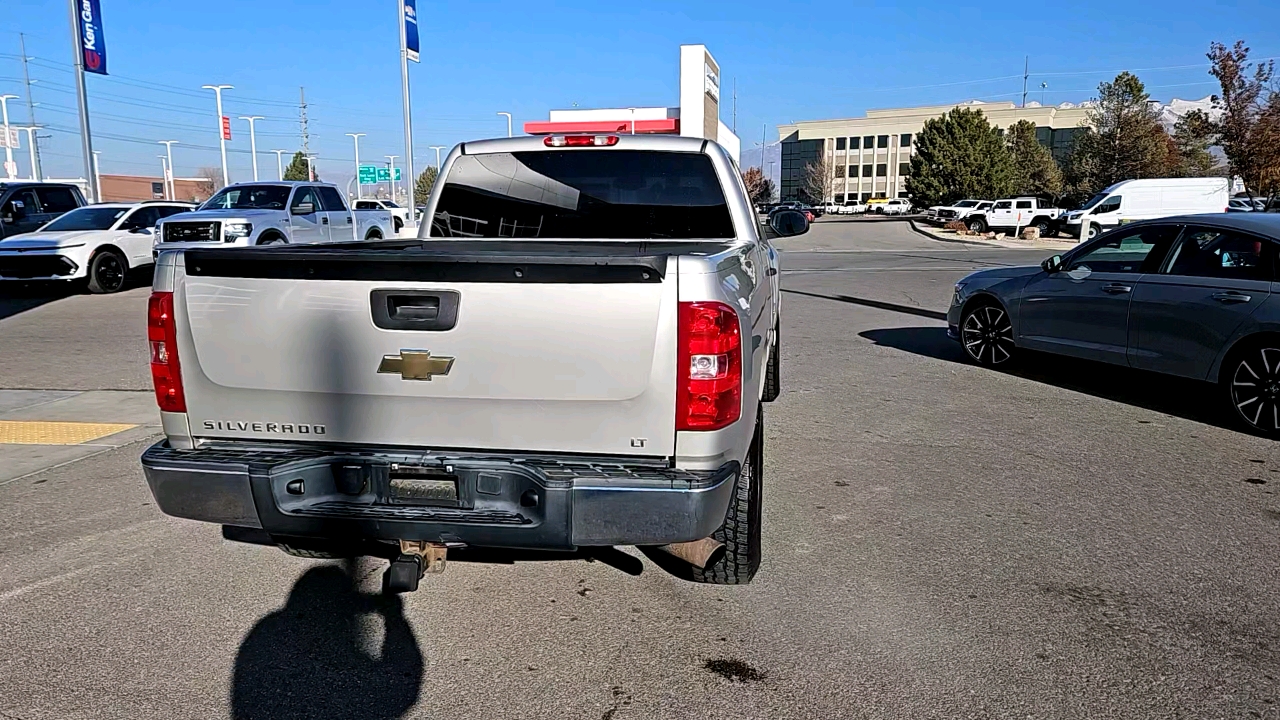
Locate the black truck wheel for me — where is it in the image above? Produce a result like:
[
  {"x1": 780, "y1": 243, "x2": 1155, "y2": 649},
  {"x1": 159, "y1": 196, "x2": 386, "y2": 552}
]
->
[
  {"x1": 763, "y1": 320, "x2": 780, "y2": 402},
  {"x1": 691, "y1": 407, "x2": 763, "y2": 585}
]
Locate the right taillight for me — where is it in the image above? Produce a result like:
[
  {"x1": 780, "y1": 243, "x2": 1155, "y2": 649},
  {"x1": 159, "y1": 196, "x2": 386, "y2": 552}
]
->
[
  {"x1": 677, "y1": 301, "x2": 742, "y2": 431},
  {"x1": 148, "y1": 291, "x2": 186, "y2": 413}
]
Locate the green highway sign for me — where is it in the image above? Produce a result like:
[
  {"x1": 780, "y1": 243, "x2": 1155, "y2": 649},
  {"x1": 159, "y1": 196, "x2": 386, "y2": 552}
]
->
[
  {"x1": 375, "y1": 167, "x2": 402, "y2": 182},
  {"x1": 357, "y1": 165, "x2": 379, "y2": 185}
]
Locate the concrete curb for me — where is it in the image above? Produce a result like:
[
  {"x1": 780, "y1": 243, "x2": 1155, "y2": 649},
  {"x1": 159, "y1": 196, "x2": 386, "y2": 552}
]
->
[
  {"x1": 906, "y1": 219, "x2": 987, "y2": 247},
  {"x1": 908, "y1": 219, "x2": 1076, "y2": 251}
]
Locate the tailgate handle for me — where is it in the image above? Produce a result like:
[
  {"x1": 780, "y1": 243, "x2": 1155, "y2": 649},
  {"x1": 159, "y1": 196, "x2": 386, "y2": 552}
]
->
[{"x1": 371, "y1": 290, "x2": 460, "y2": 331}]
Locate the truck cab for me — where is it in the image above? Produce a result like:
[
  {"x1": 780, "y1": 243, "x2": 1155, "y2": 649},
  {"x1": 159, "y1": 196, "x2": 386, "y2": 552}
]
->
[{"x1": 0, "y1": 182, "x2": 86, "y2": 240}]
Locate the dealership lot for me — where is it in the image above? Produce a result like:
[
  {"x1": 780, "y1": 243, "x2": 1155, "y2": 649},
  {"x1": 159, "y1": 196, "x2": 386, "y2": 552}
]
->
[{"x1": 1, "y1": 221, "x2": 1278, "y2": 719}]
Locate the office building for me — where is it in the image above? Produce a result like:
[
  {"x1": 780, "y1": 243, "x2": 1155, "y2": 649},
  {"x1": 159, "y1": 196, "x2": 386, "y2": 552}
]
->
[{"x1": 777, "y1": 100, "x2": 1092, "y2": 203}]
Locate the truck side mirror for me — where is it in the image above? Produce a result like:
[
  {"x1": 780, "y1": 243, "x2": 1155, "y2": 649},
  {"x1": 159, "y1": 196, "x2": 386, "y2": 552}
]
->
[
  {"x1": 768, "y1": 209, "x2": 810, "y2": 238},
  {"x1": 292, "y1": 201, "x2": 315, "y2": 215}
]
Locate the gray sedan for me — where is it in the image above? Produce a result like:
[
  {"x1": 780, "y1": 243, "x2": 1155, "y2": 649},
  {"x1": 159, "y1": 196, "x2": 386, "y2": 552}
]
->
[{"x1": 948, "y1": 213, "x2": 1280, "y2": 436}]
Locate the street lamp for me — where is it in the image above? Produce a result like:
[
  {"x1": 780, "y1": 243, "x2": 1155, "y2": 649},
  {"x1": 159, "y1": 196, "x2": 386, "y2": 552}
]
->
[
  {"x1": 239, "y1": 116, "x2": 263, "y2": 181},
  {"x1": 158, "y1": 140, "x2": 178, "y2": 200},
  {"x1": 271, "y1": 150, "x2": 288, "y2": 180},
  {"x1": 201, "y1": 84, "x2": 233, "y2": 187},
  {"x1": 496, "y1": 111, "x2": 512, "y2": 138},
  {"x1": 346, "y1": 132, "x2": 365, "y2": 199},
  {"x1": 429, "y1": 145, "x2": 446, "y2": 171},
  {"x1": 17, "y1": 126, "x2": 40, "y2": 181},
  {"x1": 0, "y1": 94, "x2": 17, "y2": 180},
  {"x1": 304, "y1": 154, "x2": 317, "y2": 182},
  {"x1": 384, "y1": 155, "x2": 399, "y2": 202},
  {"x1": 157, "y1": 155, "x2": 169, "y2": 198}
]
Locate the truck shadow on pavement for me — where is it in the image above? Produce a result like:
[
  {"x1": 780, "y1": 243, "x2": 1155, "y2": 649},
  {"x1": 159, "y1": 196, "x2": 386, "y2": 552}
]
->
[
  {"x1": 859, "y1": 326, "x2": 1232, "y2": 433},
  {"x1": 0, "y1": 269, "x2": 154, "y2": 321},
  {"x1": 230, "y1": 561, "x2": 423, "y2": 720}
]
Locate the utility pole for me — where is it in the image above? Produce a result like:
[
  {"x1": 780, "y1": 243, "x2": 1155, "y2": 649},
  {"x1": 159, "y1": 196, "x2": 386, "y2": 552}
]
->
[
  {"x1": 18, "y1": 34, "x2": 42, "y2": 181},
  {"x1": 0, "y1": 95, "x2": 16, "y2": 180},
  {"x1": 271, "y1": 149, "x2": 287, "y2": 180},
  {"x1": 17, "y1": 127, "x2": 39, "y2": 180},
  {"x1": 299, "y1": 87, "x2": 310, "y2": 156},
  {"x1": 158, "y1": 140, "x2": 178, "y2": 200},
  {"x1": 68, "y1": 0, "x2": 96, "y2": 201},
  {"x1": 157, "y1": 155, "x2": 169, "y2": 198},
  {"x1": 201, "y1": 84, "x2": 233, "y2": 187},
  {"x1": 397, "y1": 0, "x2": 416, "y2": 228},
  {"x1": 347, "y1": 133, "x2": 365, "y2": 199},
  {"x1": 239, "y1": 116, "x2": 263, "y2": 180},
  {"x1": 1021, "y1": 56, "x2": 1029, "y2": 108},
  {"x1": 385, "y1": 155, "x2": 398, "y2": 201},
  {"x1": 429, "y1": 145, "x2": 445, "y2": 171}
]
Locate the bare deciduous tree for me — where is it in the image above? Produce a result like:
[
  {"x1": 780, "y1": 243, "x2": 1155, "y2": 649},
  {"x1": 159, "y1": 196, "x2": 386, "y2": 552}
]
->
[
  {"x1": 802, "y1": 157, "x2": 834, "y2": 205},
  {"x1": 1208, "y1": 40, "x2": 1280, "y2": 199},
  {"x1": 740, "y1": 167, "x2": 776, "y2": 206}
]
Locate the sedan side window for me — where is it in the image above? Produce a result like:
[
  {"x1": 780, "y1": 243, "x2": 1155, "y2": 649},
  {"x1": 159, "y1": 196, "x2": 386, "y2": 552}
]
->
[
  {"x1": 120, "y1": 207, "x2": 160, "y2": 230},
  {"x1": 1165, "y1": 228, "x2": 1273, "y2": 282},
  {"x1": 1067, "y1": 225, "x2": 1180, "y2": 274}
]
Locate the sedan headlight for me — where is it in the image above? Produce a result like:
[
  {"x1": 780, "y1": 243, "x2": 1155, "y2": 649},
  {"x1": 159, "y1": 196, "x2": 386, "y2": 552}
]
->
[
  {"x1": 223, "y1": 222, "x2": 252, "y2": 242},
  {"x1": 952, "y1": 282, "x2": 967, "y2": 305}
]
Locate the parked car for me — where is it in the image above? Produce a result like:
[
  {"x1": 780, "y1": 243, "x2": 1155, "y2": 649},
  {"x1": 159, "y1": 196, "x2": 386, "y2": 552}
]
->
[
  {"x1": 0, "y1": 200, "x2": 193, "y2": 293},
  {"x1": 140, "y1": 134, "x2": 806, "y2": 592},
  {"x1": 949, "y1": 213, "x2": 1280, "y2": 437},
  {"x1": 1061, "y1": 177, "x2": 1230, "y2": 240},
  {"x1": 881, "y1": 198, "x2": 913, "y2": 216},
  {"x1": 929, "y1": 199, "x2": 993, "y2": 224},
  {"x1": 837, "y1": 200, "x2": 866, "y2": 215},
  {"x1": 154, "y1": 182, "x2": 392, "y2": 252},
  {"x1": 354, "y1": 198, "x2": 412, "y2": 236},
  {"x1": 0, "y1": 182, "x2": 86, "y2": 240},
  {"x1": 1229, "y1": 198, "x2": 1256, "y2": 212},
  {"x1": 967, "y1": 197, "x2": 1063, "y2": 235}
]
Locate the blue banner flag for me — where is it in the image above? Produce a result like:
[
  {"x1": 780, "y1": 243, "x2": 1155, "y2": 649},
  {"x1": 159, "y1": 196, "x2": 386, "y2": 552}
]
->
[
  {"x1": 404, "y1": 0, "x2": 420, "y2": 63},
  {"x1": 77, "y1": 0, "x2": 108, "y2": 75}
]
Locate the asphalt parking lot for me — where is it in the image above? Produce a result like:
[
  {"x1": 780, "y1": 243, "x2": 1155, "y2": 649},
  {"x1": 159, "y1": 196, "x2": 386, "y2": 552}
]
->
[{"x1": 2, "y1": 220, "x2": 1279, "y2": 719}]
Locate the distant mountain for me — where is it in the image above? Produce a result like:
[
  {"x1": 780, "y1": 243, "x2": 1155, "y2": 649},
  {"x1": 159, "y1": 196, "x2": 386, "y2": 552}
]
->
[
  {"x1": 739, "y1": 141, "x2": 782, "y2": 188},
  {"x1": 1152, "y1": 96, "x2": 1220, "y2": 130}
]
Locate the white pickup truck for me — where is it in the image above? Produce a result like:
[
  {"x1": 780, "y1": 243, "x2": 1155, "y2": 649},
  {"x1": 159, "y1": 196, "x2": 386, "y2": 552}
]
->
[
  {"x1": 353, "y1": 198, "x2": 412, "y2": 236},
  {"x1": 155, "y1": 181, "x2": 392, "y2": 249},
  {"x1": 139, "y1": 134, "x2": 808, "y2": 592},
  {"x1": 965, "y1": 196, "x2": 1063, "y2": 235}
]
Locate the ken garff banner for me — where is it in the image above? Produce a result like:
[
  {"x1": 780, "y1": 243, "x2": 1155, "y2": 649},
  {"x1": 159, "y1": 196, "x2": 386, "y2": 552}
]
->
[
  {"x1": 403, "y1": 0, "x2": 420, "y2": 63},
  {"x1": 77, "y1": 0, "x2": 108, "y2": 75}
]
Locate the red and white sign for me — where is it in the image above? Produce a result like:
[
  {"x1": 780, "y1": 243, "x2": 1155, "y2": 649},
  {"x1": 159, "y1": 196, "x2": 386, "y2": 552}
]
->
[{"x1": 220, "y1": 116, "x2": 231, "y2": 141}]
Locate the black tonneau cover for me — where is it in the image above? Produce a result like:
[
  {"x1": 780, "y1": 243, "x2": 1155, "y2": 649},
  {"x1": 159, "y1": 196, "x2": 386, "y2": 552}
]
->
[{"x1": 182, "y1": 240, "x2": 736, "y2": 283}]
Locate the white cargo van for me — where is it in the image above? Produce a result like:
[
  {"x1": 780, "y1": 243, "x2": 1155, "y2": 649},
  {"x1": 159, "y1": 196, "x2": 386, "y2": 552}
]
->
[{"x1": 1062, "y1": 177, "x2": 1229, "y2": 239}]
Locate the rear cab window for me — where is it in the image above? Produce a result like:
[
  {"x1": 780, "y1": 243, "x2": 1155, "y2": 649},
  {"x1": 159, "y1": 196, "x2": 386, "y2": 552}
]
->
[{"x1": 429, "y1": 150, "x2": 735, "y2": 239}]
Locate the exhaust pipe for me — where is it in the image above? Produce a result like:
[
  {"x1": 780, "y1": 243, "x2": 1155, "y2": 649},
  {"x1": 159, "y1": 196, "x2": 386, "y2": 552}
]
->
[{"x1": 656, "y1": 537, "x2": 725, "y2": 569}]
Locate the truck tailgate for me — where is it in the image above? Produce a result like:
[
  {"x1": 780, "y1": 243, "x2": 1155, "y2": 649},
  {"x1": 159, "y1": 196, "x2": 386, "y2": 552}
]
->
[{"x1": 174, "y1": 243, "x2": 678, "y2": 457}]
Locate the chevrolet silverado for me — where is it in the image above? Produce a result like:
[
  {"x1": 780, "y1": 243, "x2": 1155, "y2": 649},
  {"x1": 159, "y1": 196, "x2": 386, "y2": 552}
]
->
[{"x1": 139, "y1": 134, "x2": 808, "y2": 592}]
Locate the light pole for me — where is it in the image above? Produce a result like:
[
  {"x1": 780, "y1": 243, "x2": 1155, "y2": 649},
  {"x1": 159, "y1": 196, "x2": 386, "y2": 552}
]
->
[
  {"x1": 157, "y1": 155, "x2": 169, "y2": 198},
  {"x1": 271, "y1": 150, "x2": 288, "y2": 180},
  {"x1": 304, "y1": 154, "x2": 317, "y2": 182},
  {"x1": 239, "y1": 116, "x2": 263, "y2": 180},
  {"x1": 496, "y1": 112, "x2": 513, "y2": 138},
  {"x1": 429, "y1": 145, "x2": 446, "y2": 171},
  {"x1": 0, "y1": 94, "x2": 17, "y2": 180},
  {"x1": 384, "y1": 155, "x2": 398, "y2": 202},
  {"x1": 157, "y1": 140, "x2": 178, "y2": 200},
  {"x1": 201, "y1": 84, "x2": 233, "y2": 187},
  {"x1": 91, "y1": 150, "x2": 102, "y2": 201},
  {"x1": 346, "y1": 132, "x2": 365, "y2": 199},
  {"x1": 18, "y1": 126, "x2": 40, "y2": 181}
]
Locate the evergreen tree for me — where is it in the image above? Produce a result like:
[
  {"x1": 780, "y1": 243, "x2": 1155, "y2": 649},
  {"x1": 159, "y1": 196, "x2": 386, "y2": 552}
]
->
[
  {"x1": 905, "y1": 107, "x2": 1014, "y2": 208},
  {"x1": 1169, "y1": 109, "x2": 1218, "y2": 177},
  {"x1": 1006, "y1": 119, "x2": 1063, "y2": 198},
  {"x1": 1066, "y1": 72, "x2": 1169, "y2": 196},
  {"x1": 282, "y1": 151, "x2": 318, "y2": 182},
  {"x1": 414, "y1": 166, "x2": 438, "y2": 206}
]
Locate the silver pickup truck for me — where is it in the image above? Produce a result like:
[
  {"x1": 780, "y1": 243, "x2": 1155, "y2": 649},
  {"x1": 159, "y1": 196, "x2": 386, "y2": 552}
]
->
[
  {"x1": 155, "y1": 181, "x2": 392, "y2": 249},
  {"x1": 139, "y1": 134, "x2": 809, "y2": 592}
]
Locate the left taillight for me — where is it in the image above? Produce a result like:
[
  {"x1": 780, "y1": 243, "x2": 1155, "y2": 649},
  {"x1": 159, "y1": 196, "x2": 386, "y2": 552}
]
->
[
  {"x1": 148, "y1": 291, "x2": 186, "y2": 413},
  {"x1": 677, "y1": 301, "x2": 742, "y2": 431}
]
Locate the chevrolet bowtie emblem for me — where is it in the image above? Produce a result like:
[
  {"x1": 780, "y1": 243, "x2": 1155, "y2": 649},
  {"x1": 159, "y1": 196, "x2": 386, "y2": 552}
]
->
[{"x1": 378, "y1": 350, "x2": 455, "y2": 381}]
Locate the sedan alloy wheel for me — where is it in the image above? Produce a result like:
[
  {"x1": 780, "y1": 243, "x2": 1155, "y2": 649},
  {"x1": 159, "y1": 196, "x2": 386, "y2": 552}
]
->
[
  {"x1": 961, "y1": 304, "x2": 1015, "y2": 366},
  {"x1": 1229, "y1": 346, "x2": 1280, "y2": 435}
]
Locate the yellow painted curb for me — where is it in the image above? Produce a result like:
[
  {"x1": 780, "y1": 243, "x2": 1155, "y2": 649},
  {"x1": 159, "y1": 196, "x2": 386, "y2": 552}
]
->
[{"x1": 0, "y1": 421, "x2": 138, "y2": 445}]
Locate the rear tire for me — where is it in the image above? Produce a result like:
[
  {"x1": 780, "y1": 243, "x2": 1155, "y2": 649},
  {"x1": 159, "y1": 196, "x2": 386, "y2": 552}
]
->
[
  {"x1": 960, "y1": 300, "x2": 1016, "y2": 368},
  {"x1": 86, "y1": 249, "x2": 127, "y2": 294},
  {"x1": 1223, "y1": 338, "x2": 1280, "y2": 439},
  {"x1": 690, "y1": 407, "x2": 763, "y2": 585},
  {"x1": 365, "y1": 229, "x2": 383, "y2": 241},
  {"x1": 257, "y1": 234, "x2": 285, "y2": 246},
  {"x1": 763, "y1": 320, "x2": 780, "y2": 402},
  {"x1": 1033, "y1": 218, "x2": 1051, "y2": 236},
  {"x1": 393, "y1": 217, "x2": 404, "y2": 235},
  {"x1": 967, "y1": 217, "x2": 987, "y2": 233}
]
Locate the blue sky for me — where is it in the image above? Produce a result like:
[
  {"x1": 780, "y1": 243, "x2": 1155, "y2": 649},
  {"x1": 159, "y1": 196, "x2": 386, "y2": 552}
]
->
[{"x1": 3, "y1": 0, "x2": 1278, "y2": 189}]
